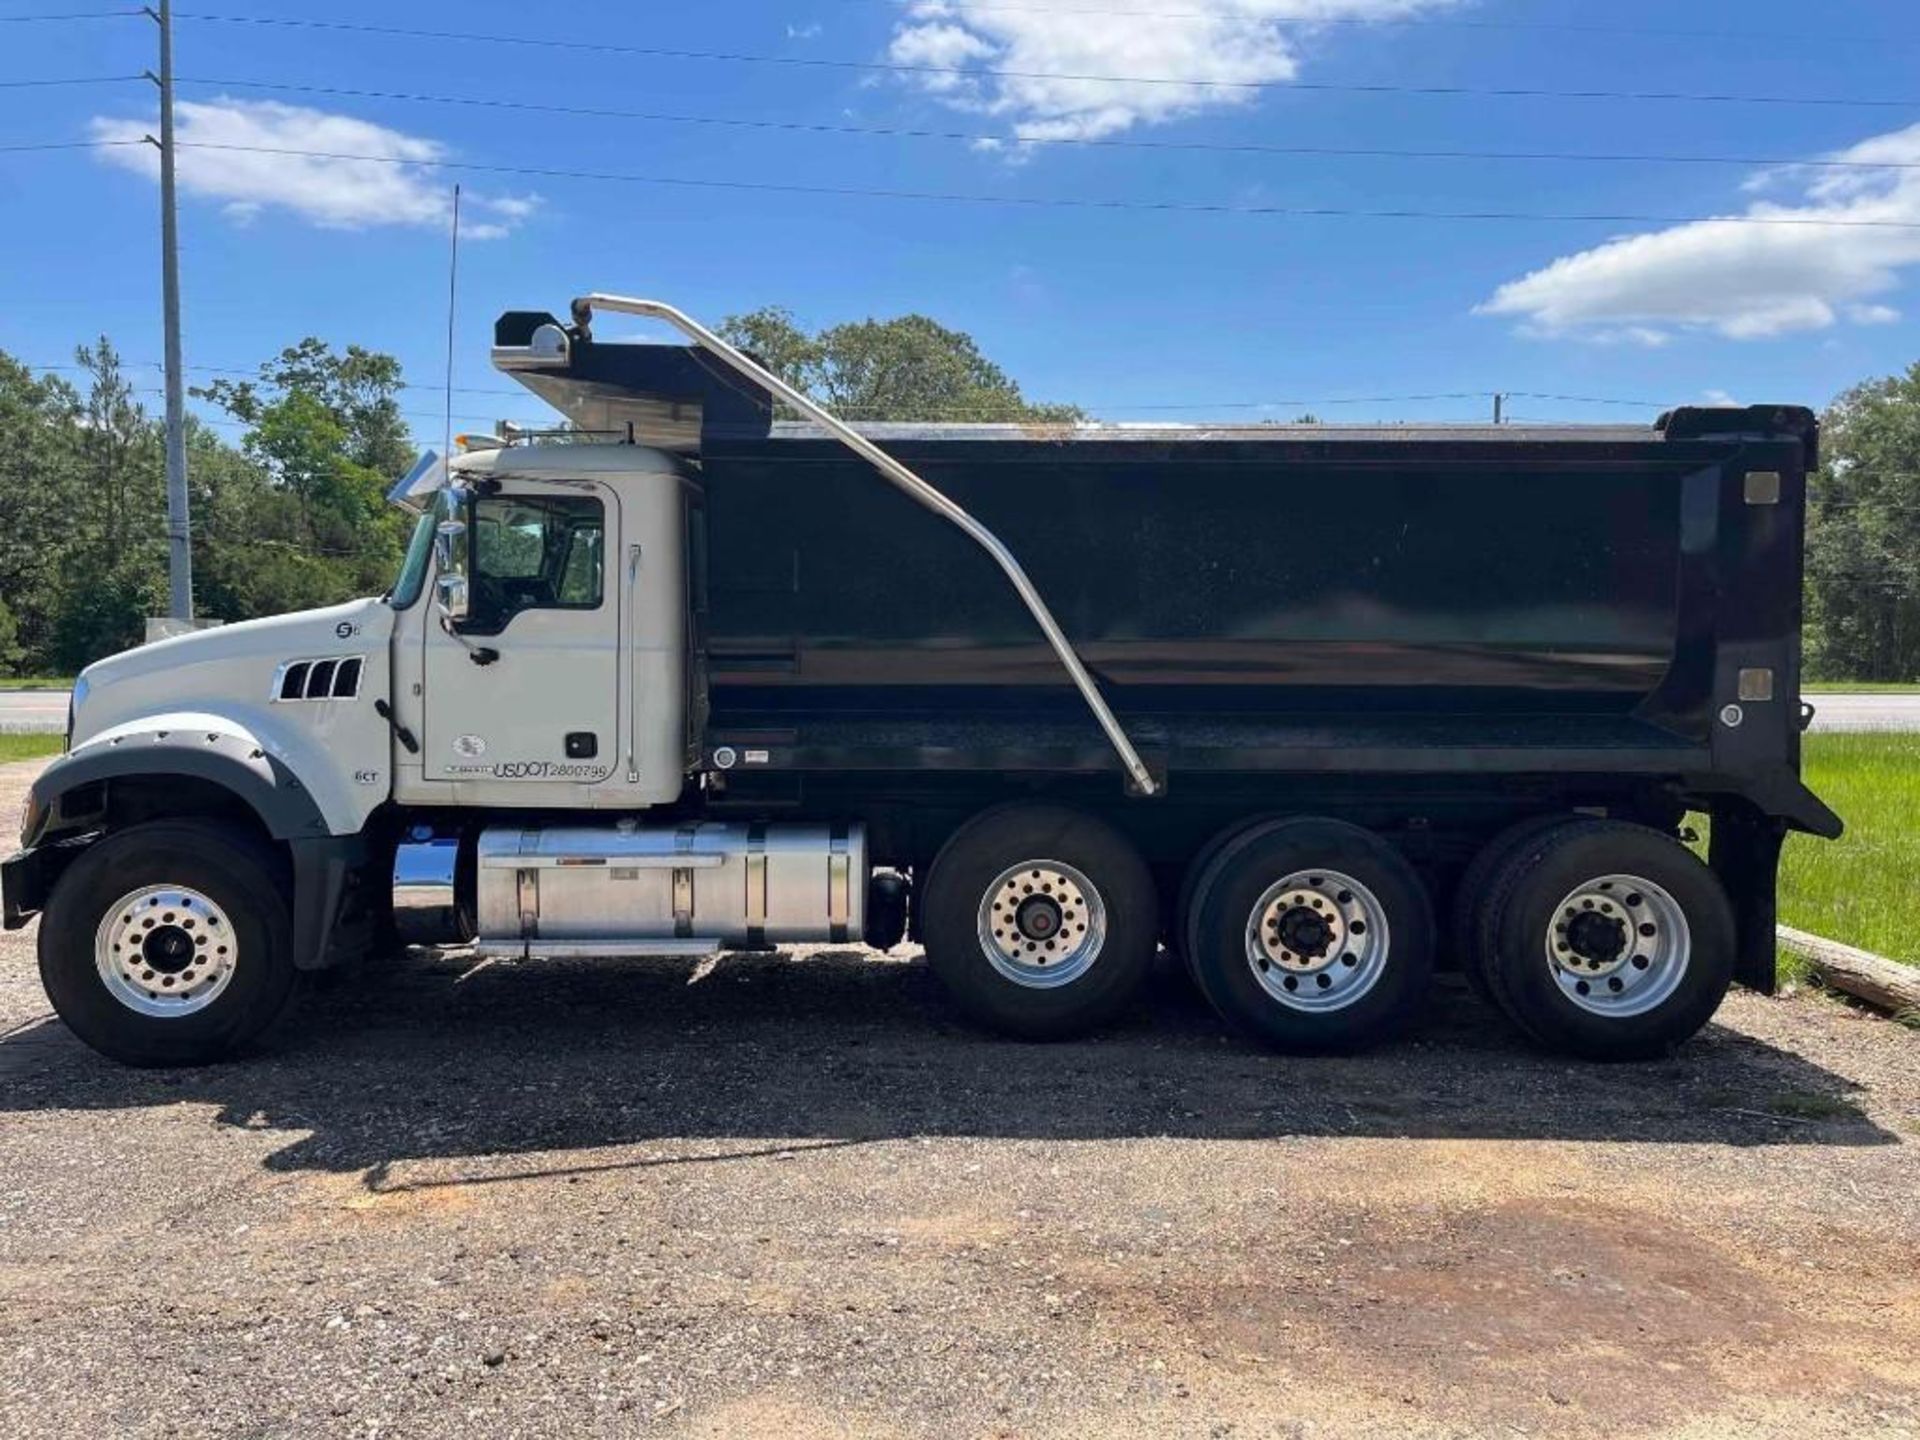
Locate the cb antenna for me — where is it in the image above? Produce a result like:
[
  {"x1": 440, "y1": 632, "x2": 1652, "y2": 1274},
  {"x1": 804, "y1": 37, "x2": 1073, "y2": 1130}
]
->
[{"x1": 442, "y1": 182, "x2": 461, "y2": 461}]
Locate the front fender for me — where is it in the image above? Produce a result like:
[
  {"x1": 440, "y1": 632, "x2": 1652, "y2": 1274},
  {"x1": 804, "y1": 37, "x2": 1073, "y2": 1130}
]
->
[
  {"x1": 26, "y1": 713, "x2": 331, "y2": 845},
  {"x1": 10, "y1": 717, "x2": 376, "y2": 970}
]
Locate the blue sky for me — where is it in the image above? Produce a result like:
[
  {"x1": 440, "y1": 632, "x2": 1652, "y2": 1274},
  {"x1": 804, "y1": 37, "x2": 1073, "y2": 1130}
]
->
[{"x1": 2, "y1": 0, "x2": 1917, "y2": 438}]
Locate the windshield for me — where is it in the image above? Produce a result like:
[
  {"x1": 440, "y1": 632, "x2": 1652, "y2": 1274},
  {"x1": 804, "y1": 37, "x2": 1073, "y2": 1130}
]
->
[{"x1": 388, "y1": 495, "x2": 440, "y2": 609}]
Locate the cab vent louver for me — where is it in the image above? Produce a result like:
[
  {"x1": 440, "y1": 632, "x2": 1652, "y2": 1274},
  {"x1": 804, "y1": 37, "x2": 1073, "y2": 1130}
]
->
[{"x1": 275, "y1": 656, "x2": 363, "y2": 702}]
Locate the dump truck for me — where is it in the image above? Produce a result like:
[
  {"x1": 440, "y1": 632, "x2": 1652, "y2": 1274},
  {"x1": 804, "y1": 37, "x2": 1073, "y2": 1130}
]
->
[{"x1": 2, "y1": 293, "x2": 1840, "y2": 1067}]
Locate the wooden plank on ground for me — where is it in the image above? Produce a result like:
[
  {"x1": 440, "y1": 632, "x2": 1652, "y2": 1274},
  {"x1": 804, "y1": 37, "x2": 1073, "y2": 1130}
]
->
[{"x1": 1777, "y1": 925, "x2": 1920, "y2": 1015}]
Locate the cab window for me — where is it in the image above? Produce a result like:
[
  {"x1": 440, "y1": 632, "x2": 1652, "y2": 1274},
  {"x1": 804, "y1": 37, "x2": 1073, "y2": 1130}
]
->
[{"x1": 466, "y1": 493, "x2": 604, "y2": 634}]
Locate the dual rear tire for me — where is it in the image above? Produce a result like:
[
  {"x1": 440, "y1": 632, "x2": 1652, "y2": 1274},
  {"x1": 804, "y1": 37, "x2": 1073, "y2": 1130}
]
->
[
  {"x1": 924, "y1": 806, "x2": 1434, "y2": 1052},
  {"x1": 923, "y1": 803, "x2": 1735, "y2": 1061},
  {"x1": 1182, "y1": 818, "x2": 1434, "y2": 1052},
  {"x1": 1458, "y1": 817, "x2": 1735, "y2": 1060}
]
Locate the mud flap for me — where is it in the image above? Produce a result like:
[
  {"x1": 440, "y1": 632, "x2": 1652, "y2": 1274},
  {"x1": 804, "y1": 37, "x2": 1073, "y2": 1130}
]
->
[{"x1": 1708, "y1": 799, "x2": 1786, "y2": 995}]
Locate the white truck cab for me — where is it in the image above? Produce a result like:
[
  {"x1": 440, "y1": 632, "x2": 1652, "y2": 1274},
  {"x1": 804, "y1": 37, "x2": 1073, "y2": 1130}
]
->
[
  {"x1": 391, "y1": 441, "x2": 692, "y2": 810},
  {"x1": 9, "y1": 426, "x2": 875, "y2": 1066}
]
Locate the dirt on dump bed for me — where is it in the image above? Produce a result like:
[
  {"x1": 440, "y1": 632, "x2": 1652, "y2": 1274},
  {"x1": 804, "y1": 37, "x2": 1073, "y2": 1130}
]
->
[{"x1": 1, "y1": 758, "x2": 1917, "y2": 1439}]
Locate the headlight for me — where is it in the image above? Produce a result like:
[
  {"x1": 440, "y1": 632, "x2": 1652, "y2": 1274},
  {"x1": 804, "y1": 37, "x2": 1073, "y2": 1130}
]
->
[
  {"x1": 18, "y1": 791, "x2": 45, "y2": 847},
  {"x1": 65, "y1": 674, "x2": 88, "y2": 753}
]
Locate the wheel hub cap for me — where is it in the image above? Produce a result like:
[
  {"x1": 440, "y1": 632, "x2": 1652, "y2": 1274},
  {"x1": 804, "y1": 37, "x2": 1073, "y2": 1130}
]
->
[
  {"x1": 1546, "y1": 874, "x2": 1691, "y2": 1018},
  {"x1": 1275, "y1": 904, "x2": 1336, "y2": 961},
  {"x1": 1564, "y1": 910, "x2": 1628, "y2": 970},
  {"x1": 1245, "y1": 870, "x2": 1390, "y2": 1012},
  {"x1": 1014, "y1": 895, "x2": 1064, "y2": 942},
  {"x1": 141, "y1": 925, "x2": 198, "y2": 974},
  {"x1": 977, "y1": 860, "x2": 1107, "y2": 990},
  {"x1": 95, "y1": 884, "x2": 238, "y2": 1019}
]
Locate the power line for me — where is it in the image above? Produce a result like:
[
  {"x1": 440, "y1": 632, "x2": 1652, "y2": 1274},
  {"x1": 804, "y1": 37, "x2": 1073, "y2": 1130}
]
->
[
  {"x1": 128, "y1": 385, "x2": 522, "y2": 427},
  {"x1": 735, "y1": 0, "x2": 1920, "y2": 49},
  {"x1": 0, "y1": 138, "x2": 144, "y2": 154},
  {"x1": 14, "y1": 360, "x2": 1678, "y2": 420},
  {"x1": 24, "y1": 356, "x2": 531, "y2": 398},
  {"x1": 140, "y1": 139, "x2": 1920, "y2": 230},
  {"x1": 0, "y1": 73, "x2": 142, "y2": 87},
  {"x1": 180, "y1": 76, "x2": 1920, "y2": 174},
  {"x1": 0, "y1": 9, "x2": 136, "y2": 20},
  {"x1": 1506, "y1": 391, "x2": 1670, "y2": 409},
  {"x1": 167, "y1": 14, "x2": 1920, "y2": 109},
  {"x1": 6, "y1": 0, "x2": 1914, "y2": 53}
]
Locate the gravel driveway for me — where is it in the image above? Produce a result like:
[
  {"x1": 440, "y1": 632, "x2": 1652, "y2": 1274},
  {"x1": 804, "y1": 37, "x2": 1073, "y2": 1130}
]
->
[{"x1": 1, "y1": 758, "x2": 1917, "y2": 1439}]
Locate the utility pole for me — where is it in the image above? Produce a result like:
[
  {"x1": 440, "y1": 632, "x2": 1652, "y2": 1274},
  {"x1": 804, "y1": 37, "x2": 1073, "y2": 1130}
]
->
[
  {"x1": 1492, "y1": 392, "x2": 1506, "y2": 425},
  {"x1": 147, "y1": 1, "x2": 192, "y2": 621}
]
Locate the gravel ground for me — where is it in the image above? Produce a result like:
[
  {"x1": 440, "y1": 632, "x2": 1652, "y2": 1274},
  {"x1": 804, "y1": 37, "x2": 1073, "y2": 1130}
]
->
[{"x1": 1, "y1": 758, "x2": 1917, "y2": 1440}]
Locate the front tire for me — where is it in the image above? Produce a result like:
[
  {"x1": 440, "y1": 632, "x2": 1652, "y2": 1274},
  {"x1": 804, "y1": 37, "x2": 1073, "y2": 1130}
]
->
[
  {"x1": 921, "y1": 804, "x2": 1157, "y2": 1040},
  {"x1": 38, "y1": 820, "x2": 298, "y2": 1067}
]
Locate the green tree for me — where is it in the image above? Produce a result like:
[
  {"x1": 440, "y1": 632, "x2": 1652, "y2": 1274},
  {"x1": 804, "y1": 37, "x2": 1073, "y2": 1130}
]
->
[
  {"x1": 0, "y1": 335, "x2": 422, "y2": 673},
  {"x1": 1806, "y1": 363, "x2": 1920, "y2": 681},
  {"x1": 0, "y1": 354, "x2": 88, "y2": 668},
  {"x1": 43, "y1": 342, "x2": 169, "y2": 672},
  {"x1": 0, "y1": 597, "x2": 23, "y2": 677},
  {"x1": 196, "y1": 338, "x2": 416, "y2": 604},
  {"x1": 198, "y1": 339, "x2": 413, "y2": 478},
  {"x1": 719, "y1": 306, "x2": 1082, "y2": 423}
]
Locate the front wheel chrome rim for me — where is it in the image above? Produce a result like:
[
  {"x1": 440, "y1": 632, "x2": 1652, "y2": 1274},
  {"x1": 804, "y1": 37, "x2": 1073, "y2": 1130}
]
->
[
  {"x1": 95, "y1": 884, "x2": 238, "y2": 1018},
  {"x1": 1244, "y1": 868, "x2": 1390, "y2": 1012},
  {"x1": 1545, "y1": 874, "x2": 1690, "y2": 1018},
  {"x1": 977, "y1": 859, "x2": 1107, "y2": 989}
]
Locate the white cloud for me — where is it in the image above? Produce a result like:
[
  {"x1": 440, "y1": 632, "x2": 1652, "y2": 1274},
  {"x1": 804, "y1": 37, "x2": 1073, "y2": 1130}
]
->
[
  {"x1": 786, "y1": 21, "x2": 823, "y2": 41},
  {"x1": 887, "y1": 0, "x2": 1458, "y2": 142},
  {"x1": 1480, "y1": 121, "x2": 1920, "y2": 343},
  {"x1": 90, "y1": 98, "x2": 538, "y2": 238}
]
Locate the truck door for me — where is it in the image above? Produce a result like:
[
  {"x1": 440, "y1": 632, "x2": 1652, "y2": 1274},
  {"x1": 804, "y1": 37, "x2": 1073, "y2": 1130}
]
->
[{"x1": 423, "y1": 482, "x2": 621, "y2": 787}]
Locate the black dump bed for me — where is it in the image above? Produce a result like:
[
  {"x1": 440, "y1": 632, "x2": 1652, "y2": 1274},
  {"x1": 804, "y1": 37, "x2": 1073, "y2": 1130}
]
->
[
  {"x1": 495, "y1": 316, "x2": 1836, "y2": 837},
  {"x1": 695, "y1": 416, "x2": 1832, "y2": 835}
]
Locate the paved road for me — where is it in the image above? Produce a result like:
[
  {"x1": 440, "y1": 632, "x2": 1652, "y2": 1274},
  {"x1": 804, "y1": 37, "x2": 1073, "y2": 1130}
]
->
[
  {"x1": 7, "y1": 688, "x2": 1920, "y2": 735},
  {"x1": 1804, "y1": 692, "x2": 1920, "y2": 733},
  {"x1": 0, "y1": 691, "x2": 65, "y2": 734}
]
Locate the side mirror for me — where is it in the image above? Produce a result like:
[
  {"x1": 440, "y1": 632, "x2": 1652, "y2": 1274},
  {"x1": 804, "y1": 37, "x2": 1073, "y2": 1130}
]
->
[
  {"x1": 433, "y1": 518, "x2": 467, "y2": 572},
  {"x1": 435, "y1": 572, "x2": 470, "y2": 624},
  {"x1": 433, "y1": 518, "x2": 469, "y2": 624}
]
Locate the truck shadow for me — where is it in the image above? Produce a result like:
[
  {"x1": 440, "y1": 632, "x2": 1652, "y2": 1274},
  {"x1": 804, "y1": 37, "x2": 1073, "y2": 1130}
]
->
[{"x1": 0, "y1": 945, "x2": 1897, "y2": 1175}]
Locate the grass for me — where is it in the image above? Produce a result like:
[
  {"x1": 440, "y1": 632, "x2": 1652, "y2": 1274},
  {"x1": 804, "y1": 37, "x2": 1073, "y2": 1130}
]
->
[
  {"x1": 1804, "y1": 681, "x2": 1920, "y2": 694},
  {"x1": 0, "y1": 677, "x2": 73, "y2": 691},
  {"x1": 1776, "y1": 732, "x2": 1920, "y2": 972},
  {"x1": 0, "y1": 733, "x2": 63, "y2": 764}
]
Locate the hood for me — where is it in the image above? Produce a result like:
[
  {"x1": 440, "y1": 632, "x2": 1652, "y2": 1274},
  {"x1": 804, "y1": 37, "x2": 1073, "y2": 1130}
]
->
[{"x1": 72, "y1": 597, "x2": 396, "y2": 746}]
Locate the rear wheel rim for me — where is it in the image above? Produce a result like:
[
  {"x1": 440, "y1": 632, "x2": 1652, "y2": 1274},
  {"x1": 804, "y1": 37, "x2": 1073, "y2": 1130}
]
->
[
  {"x1": 1544, "y1": 873, "x2": 1690, "y2": 1018},
  {"x1": 976, "y1": 859, "x2": 1107, "y2": 989},
  {"x1": 1244, "y1": 868, "x2": 1390, "y2": 1012},
  {"x1": 94, "y1": 884, "x2": 238, "y2": 1019}
]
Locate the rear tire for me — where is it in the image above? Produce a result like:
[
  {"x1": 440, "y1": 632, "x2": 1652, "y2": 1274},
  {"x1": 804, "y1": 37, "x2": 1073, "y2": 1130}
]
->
[
  {"x1": 38, "y1": 820, "x2": 298, "y2": 1067},
  {"x1": 1472, "y1": 819, "x2": 1734, "y2": 1061},
  {"x1": 1174, "y1": 812, "x2": 1283, "y2": 985},
  {"x1": 1187, "y1": 817, "x2": 1434, "y2": 1053},
  {"x1": 921, "y1": 804, "x2": 1157, "y2": 1040},
  {"x1": 1450, "y1": 813, "x2": 1574, "y2": 1000}
]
